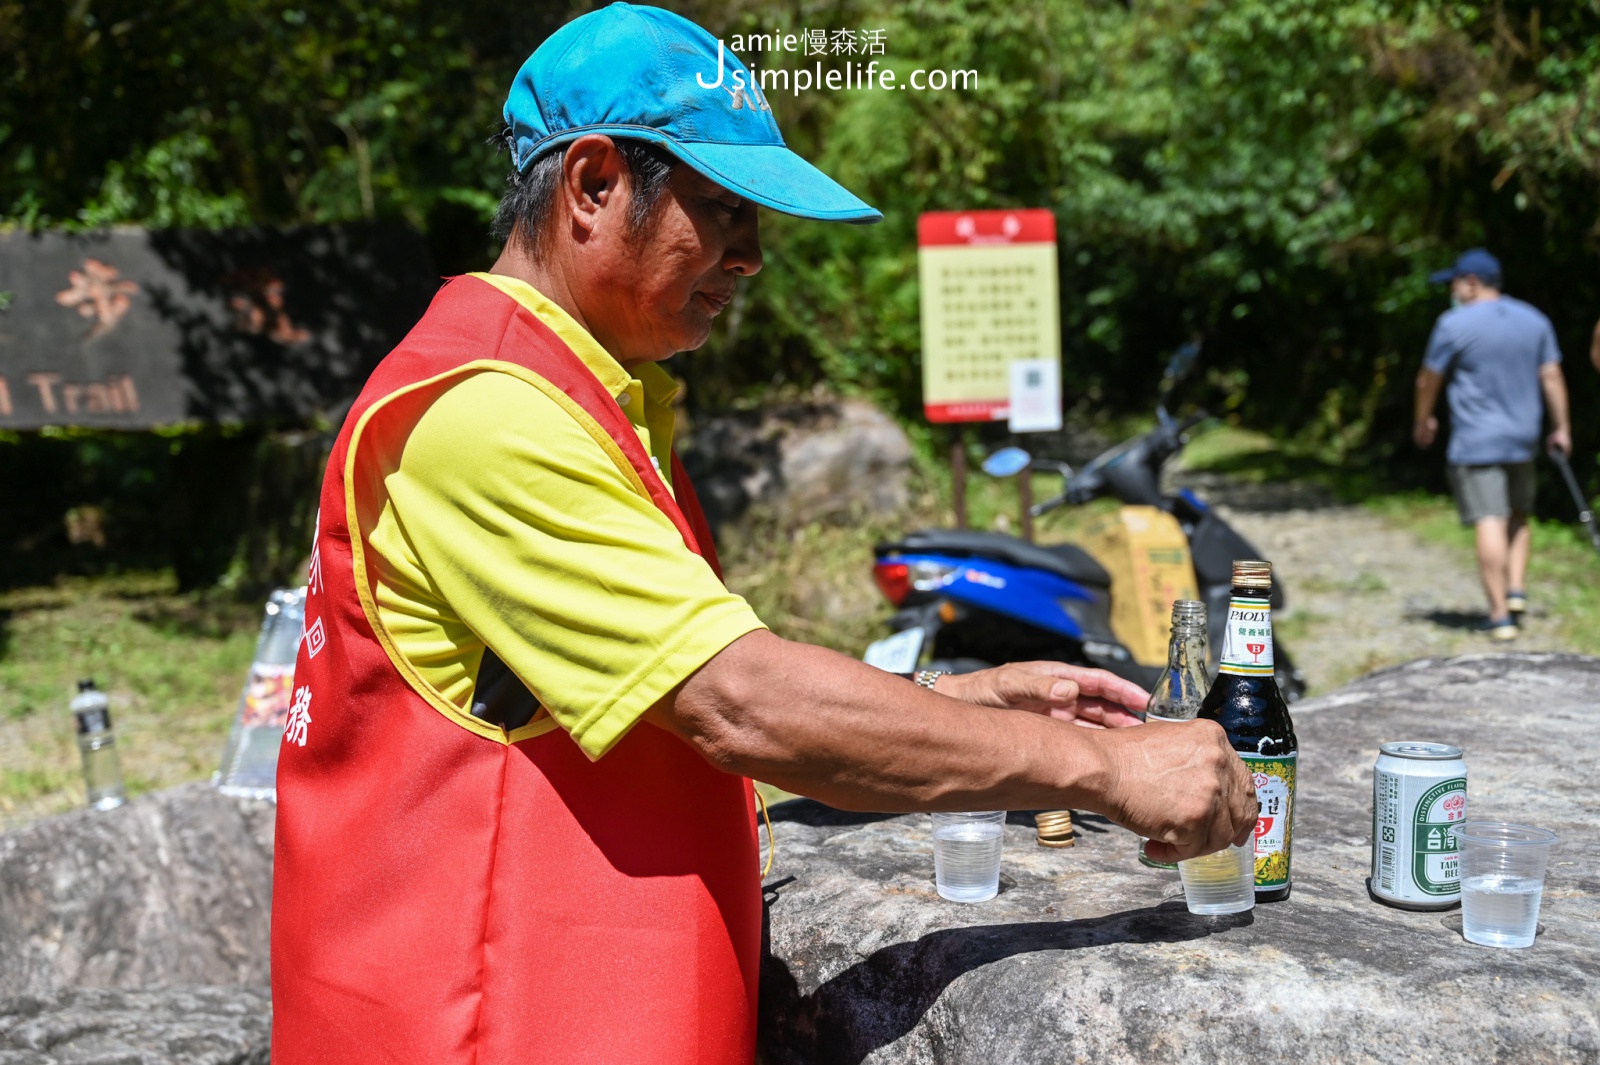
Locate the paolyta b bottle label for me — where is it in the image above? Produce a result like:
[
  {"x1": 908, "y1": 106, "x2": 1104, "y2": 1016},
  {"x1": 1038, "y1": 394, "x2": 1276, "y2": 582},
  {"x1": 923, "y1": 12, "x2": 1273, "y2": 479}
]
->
[
  {"x1": 1220, "y1": 595, "x2": 1274, "y2": 676},
  {"x1": 1244, "y1": 753, "x2": 1295, "y2": 890}
]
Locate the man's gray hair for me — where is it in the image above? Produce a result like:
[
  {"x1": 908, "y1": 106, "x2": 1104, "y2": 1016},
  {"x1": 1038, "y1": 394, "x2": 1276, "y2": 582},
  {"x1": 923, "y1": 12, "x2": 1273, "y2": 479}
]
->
[{"x1": 491, "y1": 136, "x2": 677, "y2": 249}]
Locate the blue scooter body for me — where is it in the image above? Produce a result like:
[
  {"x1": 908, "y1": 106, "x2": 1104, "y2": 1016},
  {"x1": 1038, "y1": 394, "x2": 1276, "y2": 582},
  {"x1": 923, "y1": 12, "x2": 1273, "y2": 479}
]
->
[
  {"x1": 886, "y1": 551, "x2": 1097, "y2": 641},
  {"x1": 869, "y1": 384, "x2": 1305, "y2": 696}
]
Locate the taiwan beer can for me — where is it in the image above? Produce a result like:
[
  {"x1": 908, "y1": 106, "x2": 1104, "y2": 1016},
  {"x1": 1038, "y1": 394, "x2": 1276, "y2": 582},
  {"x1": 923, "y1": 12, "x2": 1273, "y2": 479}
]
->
[{"x1": 1371, "y1": 741, "x2": 1467, "y2": 909}]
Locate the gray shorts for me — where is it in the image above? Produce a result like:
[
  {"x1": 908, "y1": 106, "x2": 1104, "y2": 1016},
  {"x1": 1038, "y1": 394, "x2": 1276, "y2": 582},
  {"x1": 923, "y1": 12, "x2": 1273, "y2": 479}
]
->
[{"x1": 1448, "y1": 462, "x2": 1535, "y2": 525}]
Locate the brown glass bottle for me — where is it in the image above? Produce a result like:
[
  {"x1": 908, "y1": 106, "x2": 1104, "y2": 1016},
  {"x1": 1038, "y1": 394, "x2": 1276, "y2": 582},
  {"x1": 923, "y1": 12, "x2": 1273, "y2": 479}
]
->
[{"x1": 1197, "y1": 560, "x2": 1298, "y2": 902}]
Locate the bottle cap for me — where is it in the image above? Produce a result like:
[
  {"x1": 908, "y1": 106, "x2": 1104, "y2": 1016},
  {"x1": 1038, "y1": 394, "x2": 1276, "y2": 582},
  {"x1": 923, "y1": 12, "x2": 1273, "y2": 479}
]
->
[
  {"x1": 1230, "y1": 559, "x2": 1272, "y2": 591},
  {"x1": 77, "y1": 678, "x2": 97, "y2": 693}
]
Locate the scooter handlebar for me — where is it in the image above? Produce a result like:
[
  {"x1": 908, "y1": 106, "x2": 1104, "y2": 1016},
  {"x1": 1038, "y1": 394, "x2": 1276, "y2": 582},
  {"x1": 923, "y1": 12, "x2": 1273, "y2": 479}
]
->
[
  {"x1": 1030, "y1": 474, "x2": 1101, "y2": 516},
  {"x1": 1029, "y1": 494, "x2": 1068, "y2": 518},
  {"x1": 1027, "y1": 408, "x2": 1207, "y2": 517}
]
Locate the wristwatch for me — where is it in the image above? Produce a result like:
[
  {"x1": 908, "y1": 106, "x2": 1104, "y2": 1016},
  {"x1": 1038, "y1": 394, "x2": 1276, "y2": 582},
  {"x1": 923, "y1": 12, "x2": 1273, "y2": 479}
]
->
[{"x1": 913, "y1": 669, "x2": 950, "y2": 690}]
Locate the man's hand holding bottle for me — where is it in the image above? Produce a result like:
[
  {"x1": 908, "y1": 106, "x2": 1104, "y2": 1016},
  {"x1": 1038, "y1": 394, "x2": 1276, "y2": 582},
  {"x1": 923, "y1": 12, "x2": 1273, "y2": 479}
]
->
[
  {"x1": 1100, "y1": 717, "x2": 1259, "y2": 863},
  {"x1": 934, "y1": 660, "x2": 1259, "y2": 862}
]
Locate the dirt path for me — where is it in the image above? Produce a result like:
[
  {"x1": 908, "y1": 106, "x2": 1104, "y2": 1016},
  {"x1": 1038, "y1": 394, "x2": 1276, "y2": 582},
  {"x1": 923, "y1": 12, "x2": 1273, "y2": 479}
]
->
[{"x1": 1183, "y1": 474, "x2": 1581, "y2": 694}]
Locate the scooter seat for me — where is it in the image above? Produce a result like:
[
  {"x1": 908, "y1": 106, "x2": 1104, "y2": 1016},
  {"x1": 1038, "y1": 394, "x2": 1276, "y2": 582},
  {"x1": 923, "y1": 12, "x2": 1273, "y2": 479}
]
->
[{"x1": 887, "y1": 529, "x2": 1112, "y2": 589}]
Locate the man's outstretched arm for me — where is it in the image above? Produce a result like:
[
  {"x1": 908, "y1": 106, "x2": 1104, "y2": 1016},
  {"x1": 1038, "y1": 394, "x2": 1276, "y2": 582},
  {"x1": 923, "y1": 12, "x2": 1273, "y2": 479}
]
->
[{"x1": 646, "y1": 629, "x2": 1257, "y2": 863}]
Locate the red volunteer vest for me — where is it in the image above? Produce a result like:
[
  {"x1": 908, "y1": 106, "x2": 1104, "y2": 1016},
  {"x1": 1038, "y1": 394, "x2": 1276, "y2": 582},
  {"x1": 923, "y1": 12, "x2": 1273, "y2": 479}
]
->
[{"x1": 271, "y1": 276, "x2": 760, "y2": 1064}]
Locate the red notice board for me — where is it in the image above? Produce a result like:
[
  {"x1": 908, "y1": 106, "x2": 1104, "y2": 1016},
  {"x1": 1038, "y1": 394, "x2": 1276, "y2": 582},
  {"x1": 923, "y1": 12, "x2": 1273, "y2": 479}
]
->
[{"x1": 917, "y1": 209, "x2": 1061, "y2": 424}]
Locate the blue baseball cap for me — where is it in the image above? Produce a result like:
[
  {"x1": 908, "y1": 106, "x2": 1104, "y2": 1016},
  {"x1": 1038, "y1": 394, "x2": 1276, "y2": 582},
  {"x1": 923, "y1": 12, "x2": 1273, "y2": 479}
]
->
[
  {"x1": 1429, "y1": 248, "x2": 1502, "y2": 284},
  {"x1": 503, "y1": 3, "x2": 881, "y2": 224}
]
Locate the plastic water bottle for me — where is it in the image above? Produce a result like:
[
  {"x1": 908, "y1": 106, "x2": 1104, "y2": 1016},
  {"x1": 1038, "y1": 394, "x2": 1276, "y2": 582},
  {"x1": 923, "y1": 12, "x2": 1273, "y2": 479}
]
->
[{"x1": 71, "y1": 679, "x2": 126, "y2": 810}]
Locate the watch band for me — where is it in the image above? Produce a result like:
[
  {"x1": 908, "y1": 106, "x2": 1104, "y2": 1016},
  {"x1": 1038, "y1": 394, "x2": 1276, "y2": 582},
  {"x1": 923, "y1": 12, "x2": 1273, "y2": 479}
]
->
[{"x1": 913, "y1": 669, "x2": 949, "y2": 690}]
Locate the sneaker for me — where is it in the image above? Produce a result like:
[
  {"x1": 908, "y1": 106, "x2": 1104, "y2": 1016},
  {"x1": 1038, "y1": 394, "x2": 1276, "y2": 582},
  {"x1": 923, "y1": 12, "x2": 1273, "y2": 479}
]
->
[
  {"x1": 1506, "y1": 590, "x2": 1527, "y2": 617},
  {"x1": 1479, "y1": 616, "x2": 1519, "y2": 641}
]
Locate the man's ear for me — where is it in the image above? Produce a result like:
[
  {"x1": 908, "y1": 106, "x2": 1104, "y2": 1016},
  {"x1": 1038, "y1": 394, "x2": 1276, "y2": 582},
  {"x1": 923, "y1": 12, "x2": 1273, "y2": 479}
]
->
[{"x1": 560, "y1": 135, "x2": 627, "y2": 238}]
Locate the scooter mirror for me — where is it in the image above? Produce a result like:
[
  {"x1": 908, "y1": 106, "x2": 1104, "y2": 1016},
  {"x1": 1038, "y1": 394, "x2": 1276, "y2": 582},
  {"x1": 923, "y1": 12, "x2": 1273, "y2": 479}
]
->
[
  {"x1": 1164, "y1": 340, "x2": 1202, "y2": 383},
  {"x1": 981, "y1": 446, "x2": 1032, "y2": 479}
]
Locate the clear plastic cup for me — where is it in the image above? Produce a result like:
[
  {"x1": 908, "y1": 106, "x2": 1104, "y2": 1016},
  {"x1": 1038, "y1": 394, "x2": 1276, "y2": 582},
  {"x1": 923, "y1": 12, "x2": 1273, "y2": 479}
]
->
[
  {"x1": 1178, "y1": 841, "x2": 1256, "y2": 915},
  {"x1": 1459, "y1": 822, "x2": 1559, "y2": 949},
  {"x1": 932, "y1": 811, "x2": 1005, "y2": 902}
]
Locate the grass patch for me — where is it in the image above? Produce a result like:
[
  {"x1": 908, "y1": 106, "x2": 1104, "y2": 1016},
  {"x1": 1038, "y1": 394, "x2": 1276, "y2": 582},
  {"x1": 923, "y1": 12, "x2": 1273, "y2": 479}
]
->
[
  {"x1": 1271, "y1": 609, "x2": 1329, "y2": 647},
  {"x1": 0, "y1": 571, "x2": 259, "y2": 825},
  {"x1": 1178, "y1": 422, "x2": 1384, "y2": 501}
]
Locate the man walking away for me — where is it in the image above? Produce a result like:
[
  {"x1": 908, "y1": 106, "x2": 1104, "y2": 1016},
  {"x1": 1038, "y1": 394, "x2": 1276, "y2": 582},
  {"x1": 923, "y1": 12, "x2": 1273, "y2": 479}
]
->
[{"x1": 1413, "y1": 248, "x2": 1571, "y2": 640}]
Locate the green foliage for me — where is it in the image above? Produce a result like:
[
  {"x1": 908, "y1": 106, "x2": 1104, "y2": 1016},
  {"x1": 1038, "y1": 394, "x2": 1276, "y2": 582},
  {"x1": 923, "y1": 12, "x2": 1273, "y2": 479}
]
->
[
  {"x1": 76, "y1": 131, "x2": 251, "y2": 228},
  {"x1": 3, "y1": 0, "x2": 1598, "y2": 510},
  {"x1": 0, "y1": 0, "x2": 568, "y2": 266},
  {"x1": 0, "y1": 426, "x2": 323, "y2": 594},
  {"x1": 695, "y1": 0, "x2": 1600, "y2": 510}
]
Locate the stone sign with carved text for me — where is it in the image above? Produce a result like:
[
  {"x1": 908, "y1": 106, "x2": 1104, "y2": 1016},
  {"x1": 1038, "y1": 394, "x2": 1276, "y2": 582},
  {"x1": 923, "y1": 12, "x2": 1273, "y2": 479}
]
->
[{"x1": 0, "y1": 225, "x2": 438, "y2": 429}]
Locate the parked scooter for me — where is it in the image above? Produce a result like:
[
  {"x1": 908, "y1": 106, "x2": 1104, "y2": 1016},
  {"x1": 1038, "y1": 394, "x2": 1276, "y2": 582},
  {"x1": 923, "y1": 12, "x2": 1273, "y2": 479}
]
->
[{"x1": 865, "y1": 345, "x2": 1307, "y2": 699}]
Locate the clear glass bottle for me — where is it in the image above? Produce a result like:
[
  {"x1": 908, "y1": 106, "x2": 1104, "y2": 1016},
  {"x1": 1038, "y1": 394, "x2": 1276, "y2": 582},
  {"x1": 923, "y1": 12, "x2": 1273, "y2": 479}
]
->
[
  {"x1": 72, "y1": 678, "x2": 126, "y2": 811},
  {"x1": 1198, "y1": 560, "x2": 1299, "y2": 901},
  {"x1": 1138, "y1": 600, "x2": 1209, "y2": 869},
  {"x1": 1147, "y1": 600, "x2": 1210, "y2": 722}
]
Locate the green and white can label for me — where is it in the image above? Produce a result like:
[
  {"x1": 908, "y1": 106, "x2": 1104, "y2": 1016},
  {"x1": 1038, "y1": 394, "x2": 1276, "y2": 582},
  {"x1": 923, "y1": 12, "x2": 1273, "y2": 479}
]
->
[
  {"x1": 1219, "y1": 595, "x2": 1274, "y2": 676},
  {"x1": 1411, "y1": 779, "x2": 1466, "y2": 894},
  {"x1": 1245, "y1": 753, "x2": 1295, "y2": 891},
  {"x1": 1373, "y1": 752, "x2": 1466, "y2": 906}
]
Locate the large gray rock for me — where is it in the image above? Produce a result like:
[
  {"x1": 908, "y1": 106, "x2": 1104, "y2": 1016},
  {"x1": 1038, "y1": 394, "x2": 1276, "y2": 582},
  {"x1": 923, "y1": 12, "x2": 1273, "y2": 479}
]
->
[
  {"x1": 7, "y1": 655, "x2": 1597, "y2": 1063},
  {"x1": 758, "y1": 653, "x2": 1600, "y2": 1064},
  {"x1": 680, "y1": 395, "x2": 913, "y2": 533},
  {"x1": 0, "y1": 783, "x2": 274, "y2": 998},
  {"x1": 0, "y1": 987, "x2": 269, "y2": 1065}
]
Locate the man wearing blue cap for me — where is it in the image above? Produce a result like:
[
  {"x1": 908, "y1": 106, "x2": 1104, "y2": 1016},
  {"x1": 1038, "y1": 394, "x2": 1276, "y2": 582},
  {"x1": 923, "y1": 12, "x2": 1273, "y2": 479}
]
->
[
  {"x1": 1413, "y1": 248, "x2": 1571, "y2": 639},
  {"x1": 271, "y1": 6, "x2": 1257, "y2": 1063}
]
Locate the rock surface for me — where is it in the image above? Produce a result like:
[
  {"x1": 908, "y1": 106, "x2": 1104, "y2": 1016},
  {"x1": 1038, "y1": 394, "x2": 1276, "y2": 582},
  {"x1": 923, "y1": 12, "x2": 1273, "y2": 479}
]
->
[
  {"x1": 757, "y1": 653, "x2": 1600, "y2": 1064},
  {"x1": 5, "y1": 656, "x2": 1596, "y2": 1063},
  {"x1": 680, "y1": 395, "x2": 913, "y2": 533},
  {"x1": 0, "y1": 987, "x2": 269, "y2": 1065},
  {"x1": 0, "y1": 783, "x2": 274, "y2": 998}
]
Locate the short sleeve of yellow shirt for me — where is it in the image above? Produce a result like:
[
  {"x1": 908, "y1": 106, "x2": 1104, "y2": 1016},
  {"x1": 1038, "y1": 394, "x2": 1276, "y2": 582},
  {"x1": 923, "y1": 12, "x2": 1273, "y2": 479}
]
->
[{"x1": 364, "y1": 275, "x2": 765, "y2": 760}]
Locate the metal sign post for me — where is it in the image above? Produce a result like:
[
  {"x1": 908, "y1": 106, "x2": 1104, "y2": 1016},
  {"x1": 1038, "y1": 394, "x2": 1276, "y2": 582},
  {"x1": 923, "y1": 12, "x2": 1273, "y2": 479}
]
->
[{"x1": 917, "y1": 209, "x2": 1061, "y2": 533}]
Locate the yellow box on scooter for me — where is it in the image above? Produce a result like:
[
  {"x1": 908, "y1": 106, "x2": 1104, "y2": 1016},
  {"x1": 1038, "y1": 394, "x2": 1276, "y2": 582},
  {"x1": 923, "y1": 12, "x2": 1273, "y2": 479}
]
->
[{"x1": 1081, "y1": 506, "x2": 1198, "y2": 666}]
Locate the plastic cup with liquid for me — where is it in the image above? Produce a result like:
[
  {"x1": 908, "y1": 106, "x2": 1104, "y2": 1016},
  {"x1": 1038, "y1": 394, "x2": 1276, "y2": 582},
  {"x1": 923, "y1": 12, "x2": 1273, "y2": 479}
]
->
[
  {"x1": 1178, "y1": 840, "x2": 1256, "y2": 915},
  {"x1": 932, "y1": 811, "x2": 1005, "y2": 902},
  {"x1": 1459, "y1": 822, "x2": 1558, "y2": 949}
]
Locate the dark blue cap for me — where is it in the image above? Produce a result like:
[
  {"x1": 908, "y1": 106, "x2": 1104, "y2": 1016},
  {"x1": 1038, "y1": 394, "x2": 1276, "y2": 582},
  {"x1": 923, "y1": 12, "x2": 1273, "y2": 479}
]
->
[
  {"x1": 1429, "y1": 248, "x2": 1502, "y2": 285},
  {"x1": 503, "y1": 4, "x2": 881, "y2": 224}
]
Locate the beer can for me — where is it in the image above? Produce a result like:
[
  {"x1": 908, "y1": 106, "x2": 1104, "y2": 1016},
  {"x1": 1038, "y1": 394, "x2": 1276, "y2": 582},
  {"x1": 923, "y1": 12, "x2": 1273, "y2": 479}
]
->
[{"x1": 1371, "y1": 741, "x2": 1467, "y2": 909}]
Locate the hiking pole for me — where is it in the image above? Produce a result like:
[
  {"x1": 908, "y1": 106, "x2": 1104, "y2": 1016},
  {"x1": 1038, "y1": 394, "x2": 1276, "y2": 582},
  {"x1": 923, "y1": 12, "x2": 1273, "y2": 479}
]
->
[{"x1": 1547, "y1": 446, "x2": 1600, "y2": 555}]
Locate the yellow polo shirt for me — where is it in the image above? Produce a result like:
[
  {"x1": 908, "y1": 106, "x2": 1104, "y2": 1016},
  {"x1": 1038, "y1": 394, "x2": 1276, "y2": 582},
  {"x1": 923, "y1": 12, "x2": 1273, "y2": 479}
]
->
[{"x1": 362, "y1": 273, "x2": 765, "y2": 759}]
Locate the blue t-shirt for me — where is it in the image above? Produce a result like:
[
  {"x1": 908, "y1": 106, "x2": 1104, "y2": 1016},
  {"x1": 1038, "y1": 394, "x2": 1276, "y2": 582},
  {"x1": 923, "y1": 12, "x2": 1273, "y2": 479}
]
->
[{"x1": 1423, "y1": 296, "x2": 1562, "y2": 465}]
